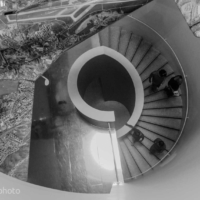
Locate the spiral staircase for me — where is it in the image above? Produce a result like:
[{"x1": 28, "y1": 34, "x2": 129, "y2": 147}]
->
[{"x1": 98, "y1": 25, "x2": 185, "y2": 182}]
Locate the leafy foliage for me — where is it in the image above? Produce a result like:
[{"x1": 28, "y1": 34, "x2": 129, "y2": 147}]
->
[{"x1": 0, "y1": 10, "x2": 123, "y2": 73}]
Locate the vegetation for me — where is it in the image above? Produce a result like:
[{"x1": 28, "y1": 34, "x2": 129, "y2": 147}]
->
[{"x1": 0, "y1": 10, "x2": 123, "y2": 73}]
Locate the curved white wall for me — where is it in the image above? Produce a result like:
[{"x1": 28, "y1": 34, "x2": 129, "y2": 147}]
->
[
  {"x1": 68, "y1": 46, "x2": 144, "y2": 129},
  {"x1": 68, "y1": 45, "x2": 144, "y2": 136},
  {"x1": 1, "y1": 0, "x2": 200, "y2": 200}
]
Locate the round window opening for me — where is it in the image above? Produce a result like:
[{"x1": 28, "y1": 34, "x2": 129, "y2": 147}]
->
[{"x1": 78, "y1": 54, "x2": 135, "y2": 130}]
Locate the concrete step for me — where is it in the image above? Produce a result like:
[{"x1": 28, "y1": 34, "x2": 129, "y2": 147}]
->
[
  {"x1": 131, "y1": 40, "x2": 151, "y2": 67},
  {"x1": 119, "y1": 140, "x2": 141, "y2": 178},
  {"x1": 142, "y1": 108, "x2": 182, "y2": 118},
  {"x1": 110, "y1": 26, "x2": 121, "y2": 51},
  {"x1": 140, "y1": 55, "x2": 168, "y2": 81},
  {"x1": 136, "y1": 47, "x2": 160, "y2": 74},
  {"x1": 118, "y1": 29, "x2": 132, "y2": 56},
  {"x1": 141, "y1": 137, "x2": 168, "y2": 160},
  {"x1": 133, "y1": 139, "x2": 159, "y2": 167},
  {"x1": 137, "y1": 121, "x2": 179, "y2": 141},
  {"x1": 139, "y1": 116, "x2": 182, "y2": 130},
  {"x1": 135, "y1": 126, "x2": 175, "y2": 150},
  {"x1": 119, "y1": 145, "x2": 131, "y2": 180},
  {"x1": 99, "y1": 27, "x2": 109, "y2": 47},
  {"x1": 125, "y1": 34, "x2": 142, "y2": 61},
  {"x1": 125, "y1": 135, "x2": 151, "y2": 173},
  {"x1": 144, "y1": 90, "x2": 169, "y2": 103},
  {"x1": 144, "y1": 96, "x2": 183, "y2": 109},
  {"x1": 143, "y1": 64, "x2": 174, "y2": 89}
]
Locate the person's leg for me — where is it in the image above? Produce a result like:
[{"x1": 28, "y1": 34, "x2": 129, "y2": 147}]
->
[
  {"x1": 165, "y1": 85, "x2": 173, "y2": 97},
  {"x1": 152, "y1": 83, "x2": 158, "y2": 92},
  {"x1": 150, "y1": 144, "x2": 157, "y2": 154}
]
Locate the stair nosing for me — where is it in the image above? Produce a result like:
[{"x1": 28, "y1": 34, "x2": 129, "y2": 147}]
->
[
  {"x1": 143, "y1": 105, "x2": 183, "y2": 110},
  {"x1": 138, "y1": 120, "x2": 181, "y2": 131},
  {"x1": 128, "y1": 35, "x2": 143, "y2": 62},
  {"x1": 140, "y1": 61, "x2": 169, "y2": 81},
  {"x1": 120, "y1": 29, "x2": 132, "y2": 56},
  {"x1": 130, "y1": 38, "x2": 144, "y2": 63},
  {"x1": 119, "y1": 144, "x2": 132, "y2": 178},
  {"x1": 139, "y1": 55, "x2": 167, "y2": 72},
  {"x1": 133, "y1": 139, "x2": 160, "y2": 168},
  {"x1": 144, "y1": 91, "x2": 180, "y2": 102},
  {"x1": 123, "y1": 139, "x2": 143, "y2": 175},
  {"x1": 136, "y1": 50, "x2": 161, "y2": 75},
  {"x1": 141, "y1": 113, "x2": 183, "y2": 119},
  {"x1": 127, "y1": 135, "x2": 152, "y2": 169},
  {"x1": 136, "y1": 125, "x2": 176, "y2": 142},
  {"x1": 140, "y1": 139, "x2": 162, "y2": 161},
  {"x1": 135, "y1": 42, "x2": 153, "y2": 67}
]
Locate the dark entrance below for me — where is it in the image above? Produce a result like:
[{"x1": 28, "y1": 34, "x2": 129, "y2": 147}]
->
[{"x1": 78, "y1": 55, "x2": 135, "y2": 130}]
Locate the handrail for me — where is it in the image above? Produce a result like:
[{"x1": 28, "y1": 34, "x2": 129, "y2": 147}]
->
[{"x1": 108, "y1": 123, "x2": 119, "y2": 184}]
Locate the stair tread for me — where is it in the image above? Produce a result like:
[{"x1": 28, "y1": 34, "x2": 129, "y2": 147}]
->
[
  {"x1": 141, "y1": 137, "x2": 168, "y2": 160},
  {"x1": 135, "y1": 126, "x2": 175, "y2": 150},
  {"x1": 132, "y1": 140, "x2": 159, "y2": 167},
  {"x1": 142, "y1": 108, "x2": 182, "y2": 118},
  {"x1": 119, "y1": 140, "x2": 141, "y2": 178},
  {"x1": 144, "y1": 90, "x2": 169, "y2": 103},
  {"x1": 140, "y1": 55, "x2": 168, "y2": 81},
  {"x1": 119, "y1": 145, "x2": 131, "y2": 180},
  {"x1": 144, "y1": 96, "x2": 183, "y2": 109},
  {"x1": 131, "y1": 40, "x2": 151, "y2": 67},
  {"x1": 143, "y1": 64, "x2": 174, "y2": 89},
  {"x1": 137, "y1": 121, "x2": 179, "y2": 141},
  {"x1": 118, "y1": 29, "x2": 132, "y2": 56},
  {"x1": 139, "y1": 116, "x2": 182, "y2": 130},
  {"x1": 125, "y1": 34, "x2": 142, "y2": 61},
  {"x1": 137, "y1": 47, "x2": 160, "y2": 75},
  {"x1": 110, "y1": 26, "x2": 121, "y2": 51},
  {"x1": 125, "y1": 136, "x2": 151, "y2": 173},
  {"x1": 99, "y1": 27, "x2": 109, "y2": 47}
]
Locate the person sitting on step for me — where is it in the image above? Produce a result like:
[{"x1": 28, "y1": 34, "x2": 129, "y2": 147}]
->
[
  {"x1": 131, "y1": 128, "x2": 144, "y2": 145},
  {"x1": 149, "y1": 69, "x2": 167, "y2": 92},
  {"x1": 149, "y1": 138, "x2": 166, "y2": 154},
  {"x1": 165, "y1": 75, "x2": 183, "y2": 97}
]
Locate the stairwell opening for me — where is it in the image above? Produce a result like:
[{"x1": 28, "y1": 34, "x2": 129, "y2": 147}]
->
[{"x1": 77, "y1": 54, "x2": 135, "y2": 130}]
